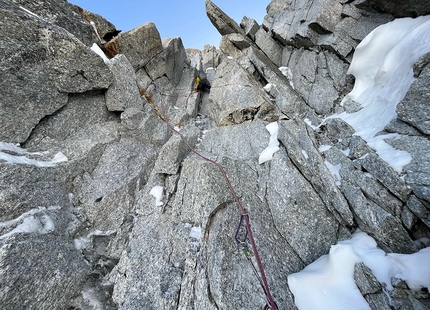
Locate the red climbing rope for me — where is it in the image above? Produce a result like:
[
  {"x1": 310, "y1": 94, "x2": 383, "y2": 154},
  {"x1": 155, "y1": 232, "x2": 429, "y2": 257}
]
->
[{"x1": 153, "y1": 88, "x2": 278, "y2": 310}]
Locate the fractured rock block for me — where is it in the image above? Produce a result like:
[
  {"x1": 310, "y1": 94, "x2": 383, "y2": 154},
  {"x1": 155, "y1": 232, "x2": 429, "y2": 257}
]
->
[{"x1": 308, "y1": 0, "x2": 343, "y2": 34}]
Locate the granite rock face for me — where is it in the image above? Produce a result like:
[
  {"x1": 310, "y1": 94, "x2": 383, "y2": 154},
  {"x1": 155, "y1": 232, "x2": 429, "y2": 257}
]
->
[{"x1": 1, "y1": 0, "x2": 430, "y2": 309}]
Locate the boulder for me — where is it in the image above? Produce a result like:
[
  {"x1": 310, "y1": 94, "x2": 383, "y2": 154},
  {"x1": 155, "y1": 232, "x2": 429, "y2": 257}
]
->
[
  {"x1": 103, "y1": 22, "x2": 163, "y2": 70},
  {"x1": 105, "y1": 54, "x2": 144, "y2": 111},
  {"x1": 240, "y1": 16, "x2": 260, "y2": 41}
]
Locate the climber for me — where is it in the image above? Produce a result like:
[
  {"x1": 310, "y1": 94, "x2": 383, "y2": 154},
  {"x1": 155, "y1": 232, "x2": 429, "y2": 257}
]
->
[{"x1": 194, "y1": 76, "x2": 211, "y2": 93}]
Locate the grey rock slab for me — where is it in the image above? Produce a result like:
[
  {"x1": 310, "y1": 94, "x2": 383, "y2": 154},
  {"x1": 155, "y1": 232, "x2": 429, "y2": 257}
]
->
[
  {"x1": 9, "y1": 0, "x2": 99, "y2": 46},
  {"x1": 324, "y1": 146, "x2": 404, "y2": 218},
  {"x1": 105, "y1": 54, "x2": 144, "y2": 111},
  {"x1": 307, "y1": 0, "x2": 343, "y2": 34},
  {"x1": 0, "y1": 163, "x2": 71, "y2": 221},
  {"x1": 406, "y1": 195, "x2": 430, "y2": 229},
  {"x1": 76, "y1": 139, "x2": 158, "y2": 205},
  {"x1": 278, "y1": 119, "x2": 354, "y2": 225},
  {"x1": 24, "y1": 91, "x2": 116, "y2": 150},
  {"x1": 0, "y1": 207, "x2": 89, "y2": 310},
  {"x1": 355, "y1": 0, "x2": 430, "y2": 17},
  {"x1": 397, "y1": 64, "x2": 430, "y2": 135},
  {"x1": 202, "y1": 44, "x2": 222, "y2": 70},
  {"x1": 153, "y1": 125, "x2": 200, "y2": 175},
  {"x1": 208, "y1": 58, "x2": 274, "y2": 126},
  {"x1": 360, "y1": 152, "x2": 411, "y2": 202},
  {"x1": 144, "y1": 37, "x2": 187, "y2": 86},
  {"x1": 388, "y1": 136, "x2": 430, "y2": 202},
  {"x1": 266, "y1": 148, "x2": 340, "y2": 264},
  {"x1": 199, "y1": 119, "x2": 268, "y2": 161},
  {"x1": 120, "y1": 107, "x2": 172, "y2": 147},
  {"x1": 205, "y1": 0, "x2": 245, "y2": 36},
  {"x1": 255, "y1": 27, "x2": 283, "y2": 66},
  {"x1": 341, "y1": 180, "x2": 413, "y2": 253}
]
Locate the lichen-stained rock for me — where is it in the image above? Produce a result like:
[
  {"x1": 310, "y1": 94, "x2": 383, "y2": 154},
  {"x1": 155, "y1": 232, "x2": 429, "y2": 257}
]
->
[
  {"x1": 104, "y1": 22, "x2": 163, "y2": 70},
  {"x1": 0, "y1": 2, "x2": 113, "y2": 143},
  {"x1": 208, "y1": 57, "x2": 275, "y2": 126},
  {"x1": 205, "y1": 0, "x2": 245, "y2": 36},
  {"x1": 397, "y1": 64, "x2": 430, "y2": 135},
  {"x1": 105, "y1": 54, "x2": 144, "y2": 111}
]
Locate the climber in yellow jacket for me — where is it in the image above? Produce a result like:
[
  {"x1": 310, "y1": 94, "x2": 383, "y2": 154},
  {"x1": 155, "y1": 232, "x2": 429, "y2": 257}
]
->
[{"x1": 194, "y1": 76, "x2": 211, "y2": 93}]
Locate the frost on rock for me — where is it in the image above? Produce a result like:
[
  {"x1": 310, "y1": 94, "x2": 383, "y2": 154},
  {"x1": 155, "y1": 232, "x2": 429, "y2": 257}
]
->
[
  {"x1": 259, "y1": 122, "x2": 280, "y2": 164},
  {"x1": 288, "y1": 231, "x2": 430, "y2": 310},
  {"x1": 331, "y1": 16, "x2": 430, "y2": 173}
]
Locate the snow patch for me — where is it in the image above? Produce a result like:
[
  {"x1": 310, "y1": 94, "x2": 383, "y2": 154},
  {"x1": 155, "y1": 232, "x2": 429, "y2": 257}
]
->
[
  {"x1": 0, "y1": 142, "x2": 67, "y2": 167},
  {"x1": 328, "y1": 16, "x2": 430, "y2": 173},
  {"x1": 288, "y1": 231, "x2": 430, "y2": 310},
  {"x1": 189, "y1": 226, "x2": 201, "y2": 240},
  {"x1": 263, "y1": 83, "x2": 276, "y2": 93},
  {"x1": 318, "y1": 145, "x2": 332, "y2": 153},
  {"x1": 279, "y1": 66, "x2": 295, "y2": 89},
  {"x1": 304, "y1": 118, "x2": 319, "y2": 130},
  {"x1": 91, "y1": 43, "x2": 110, "y2": 63},
  {"x1": 259, "y1": 122, "x2": 280, "y2": 164},
  {"x1": 0, "y1": 207, "x2": 59, "y2": 240},
  {"x1": 149, "y1": 186, "x2": 164, "y2": 206},
  {"x1": 367, "y1": 134, "x2": 411, "y2": 173}
]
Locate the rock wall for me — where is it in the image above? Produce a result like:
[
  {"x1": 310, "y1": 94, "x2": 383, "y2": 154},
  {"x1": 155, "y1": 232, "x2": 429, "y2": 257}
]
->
[{"x1": 0, "y1": 0, "x2": 429, "y2": 309}]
